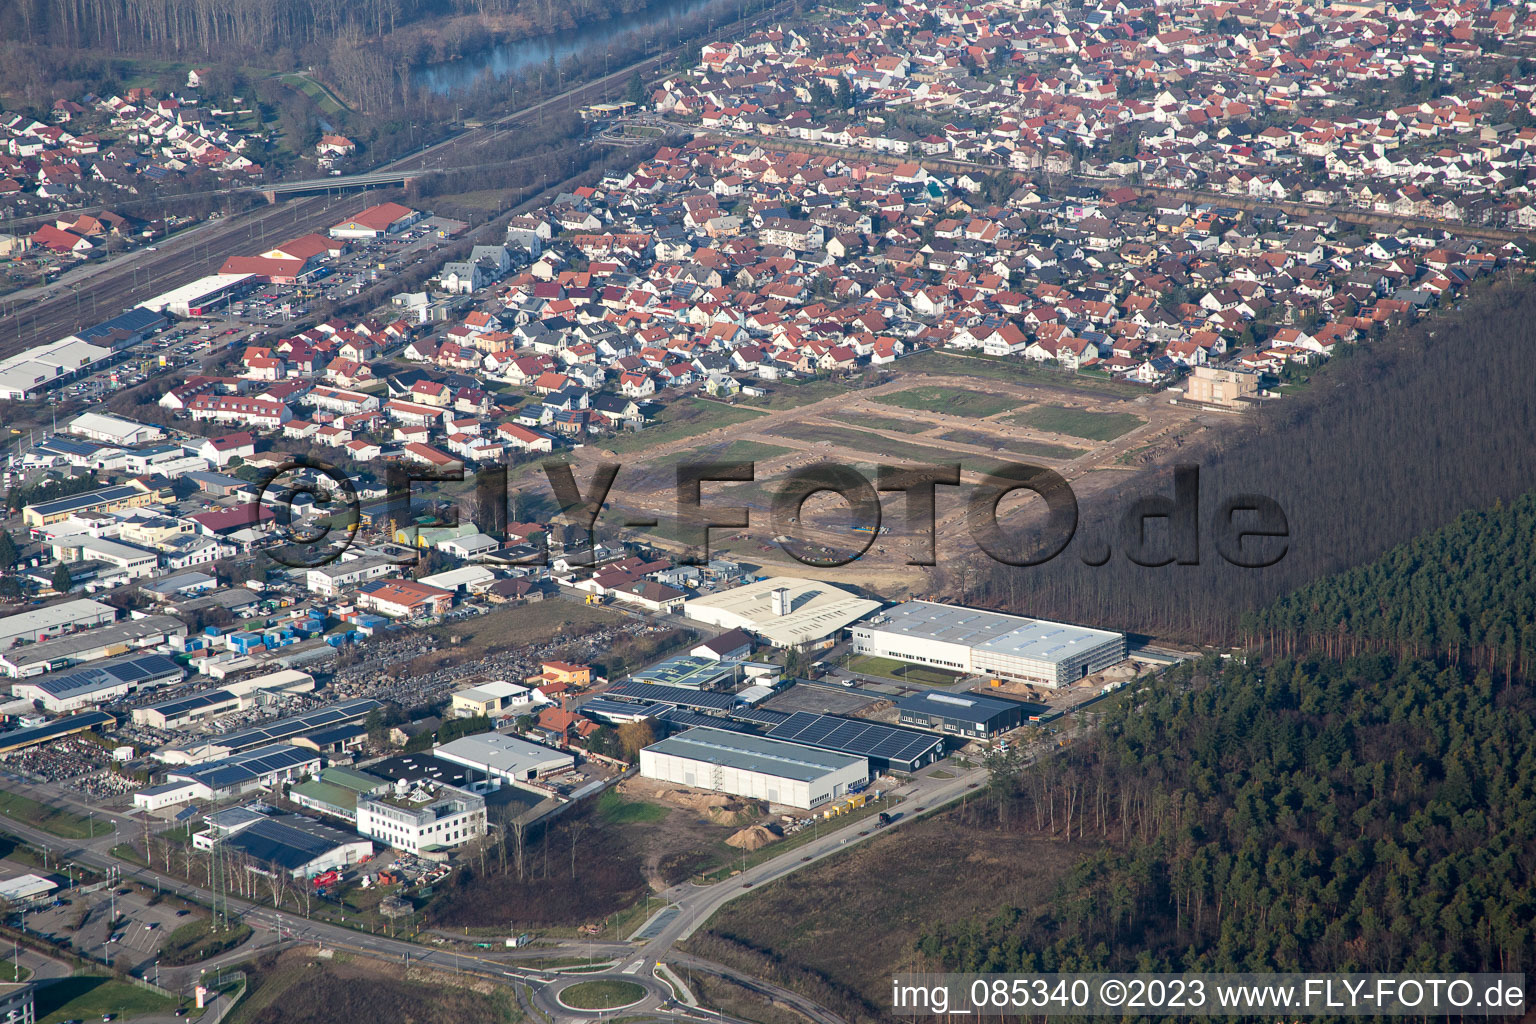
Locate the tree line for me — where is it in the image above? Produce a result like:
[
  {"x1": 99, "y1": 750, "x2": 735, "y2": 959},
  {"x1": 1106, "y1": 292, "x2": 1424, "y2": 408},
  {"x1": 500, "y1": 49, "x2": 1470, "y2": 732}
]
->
[{"x1": 916, "y1": 652, "x2": 1536, "y2": 976}]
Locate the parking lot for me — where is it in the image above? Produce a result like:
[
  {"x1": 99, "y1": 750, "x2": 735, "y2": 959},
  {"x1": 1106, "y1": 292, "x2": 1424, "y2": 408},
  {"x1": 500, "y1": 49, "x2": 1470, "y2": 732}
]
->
[{"x1": 23, "y1": 881, "x2": 198, "y2": 974}]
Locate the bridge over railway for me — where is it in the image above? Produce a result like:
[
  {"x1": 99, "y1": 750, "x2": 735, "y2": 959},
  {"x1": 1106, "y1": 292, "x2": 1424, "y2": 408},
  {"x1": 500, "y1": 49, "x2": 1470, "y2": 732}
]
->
[{"x1": 255, "y1": 169, "x2": 430, "y2": 200}]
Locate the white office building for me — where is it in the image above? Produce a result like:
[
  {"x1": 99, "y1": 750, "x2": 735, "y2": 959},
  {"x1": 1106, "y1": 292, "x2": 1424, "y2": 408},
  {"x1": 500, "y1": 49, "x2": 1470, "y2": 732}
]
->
[{"x1": 355, "y1": 783, "x2": 487, "y2": 855}]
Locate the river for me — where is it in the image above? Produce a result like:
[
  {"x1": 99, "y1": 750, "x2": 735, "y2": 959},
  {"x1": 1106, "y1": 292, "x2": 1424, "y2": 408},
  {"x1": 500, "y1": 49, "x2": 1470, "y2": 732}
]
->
[{"x1": 415, "y1": 0, "x2": 731, "y2": 95}]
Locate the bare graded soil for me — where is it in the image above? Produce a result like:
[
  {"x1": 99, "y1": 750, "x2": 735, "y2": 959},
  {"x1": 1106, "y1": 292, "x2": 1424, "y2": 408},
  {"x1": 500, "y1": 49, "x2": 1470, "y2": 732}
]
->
[{"x1": 683, "y1": 807, "x2": 1097, "y2": 1024}]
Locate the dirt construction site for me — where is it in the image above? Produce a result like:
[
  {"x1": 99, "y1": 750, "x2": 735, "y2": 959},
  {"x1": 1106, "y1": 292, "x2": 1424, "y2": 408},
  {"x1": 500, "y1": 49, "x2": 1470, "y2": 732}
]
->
[{"x1": 567, "y1": 360, "x2": 1219, "y2": 596}]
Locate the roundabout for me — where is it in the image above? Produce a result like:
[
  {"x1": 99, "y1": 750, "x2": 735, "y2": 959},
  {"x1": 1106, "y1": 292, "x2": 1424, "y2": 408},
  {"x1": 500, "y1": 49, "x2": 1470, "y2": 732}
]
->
[
  {"x1": 555, "y1": 979, "x2": 649, "y2": 1010},
  {"x1": 532, "y1": 968, "x2": 675, "y2": 1019}
]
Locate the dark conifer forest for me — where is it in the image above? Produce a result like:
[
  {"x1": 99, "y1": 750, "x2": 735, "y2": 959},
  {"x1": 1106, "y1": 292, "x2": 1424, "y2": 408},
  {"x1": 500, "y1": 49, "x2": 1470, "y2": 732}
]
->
[
  {"x1": 1246, "y1": 490, "x2": 1536, "y2": 675},
  {"x1": 975, "y1": 274, "x2": 1536, "y2": 648},
  {"x1": 923, "y1": 500, "x2": 1536, "y2": 977},
  {"x1": 917, "y1": 653, "x2": 1536, "y2": 975}
]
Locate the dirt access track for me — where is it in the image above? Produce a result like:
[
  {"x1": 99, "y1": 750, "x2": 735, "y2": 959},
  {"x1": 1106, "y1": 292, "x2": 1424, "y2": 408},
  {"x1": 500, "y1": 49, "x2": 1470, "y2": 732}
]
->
[{"x1": 565, "y1": 366, "x2": 1218, "y2": 595}]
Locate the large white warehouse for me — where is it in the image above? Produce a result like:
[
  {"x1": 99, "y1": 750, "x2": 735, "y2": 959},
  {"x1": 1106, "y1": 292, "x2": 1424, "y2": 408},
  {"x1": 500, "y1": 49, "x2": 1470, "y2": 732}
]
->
[
  {"x1": 682, "y1": 577, "x2": 882, "y2": 648},
  {"x1": 639, "y1": 726, "x2": 867, "y2": 810},
  {"x1": 850, "y1": 601, "x2": 1125, "y2": 688}
]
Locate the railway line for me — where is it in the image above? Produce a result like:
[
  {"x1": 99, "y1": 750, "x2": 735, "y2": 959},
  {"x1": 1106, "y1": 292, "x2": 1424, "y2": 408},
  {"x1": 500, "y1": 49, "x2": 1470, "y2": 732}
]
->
[{"x1": 0, "y1": 0, "x2": 796, "y2": 362}]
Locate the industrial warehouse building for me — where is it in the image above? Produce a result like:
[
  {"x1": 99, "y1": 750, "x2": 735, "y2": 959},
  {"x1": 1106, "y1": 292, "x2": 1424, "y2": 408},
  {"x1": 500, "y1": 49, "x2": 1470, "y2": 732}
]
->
[
  {"x1": 850, "y1": 601, "x2": 1125, "y2": 688},
  {"x1": 432, "y1": 731, "x2": 574, "y2": 784},
  {"x1": 682, "y1": 577, "x2": 882, "y2": 648},
  {"x1": 639, "y1": 726, "x2": 867, "y2": 809},
  {"x1": 894, "y1": 690, "x2": 1037, "y2": 739},
  {"x1": 153, "y1": 698, "x2": 381, "y2": 763},
  {"x1": 0, "y1": 598, "x2": 117, "y2": 650},
  {"x1": 0, "y1": 711, "x2": 116, "y2": 755},
  {"x1": 130, "y1": 670, "x2": 317, "y2": 729},
  {"x1": 216, "y1": 814, "x2": 373, "y2": 878},
  {"x1": 134, "y1": 743, "x2": 321, "y2": 809},
  {"x1": 9, "y1": 653, "x2": 183, "y2": 711},
  {"x1": 0, "y1": 615, "x2": 188, "y2": 678}
]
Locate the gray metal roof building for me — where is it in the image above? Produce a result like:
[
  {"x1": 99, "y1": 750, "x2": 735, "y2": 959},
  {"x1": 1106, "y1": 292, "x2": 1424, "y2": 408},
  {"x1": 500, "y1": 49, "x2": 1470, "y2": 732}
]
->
[
  {"x1": 0, "y1": 615, "x2": 187, "y2": 679},
  {"x1": 604, "y1": 681, "x2": 739, "y2": 712},
  {"x1": 221, "y1": 814, "x2": 372, "y2": 878},
  {"x1": 639, "y1": 726, "x2": 867, "y2": 809},
  {"x1": 0, "y1": 710, "x2": 117, "y2": 754},
  {"x1": 131, "y1": 689, "x2": 242, "y2": 729},
  {"x1": 851, "y1": 601, "x2": 1125, "y2": 688},
  {"x1": 893, "y1": 689, "x2": 1043, "y2": 739},
  {"x1": 0, "y1": 598, "x2": 117, "y2": 650}
]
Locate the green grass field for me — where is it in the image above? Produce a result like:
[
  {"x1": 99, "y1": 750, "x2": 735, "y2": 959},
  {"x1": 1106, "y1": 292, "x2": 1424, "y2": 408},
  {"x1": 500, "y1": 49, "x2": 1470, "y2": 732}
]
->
[
  {"x1": 642, "y1": 439, "x2": 791, "y2": 477},
  {"x1": 895, "y1": 350, "x2": 1147, "y2": 397},
  {"x1": 606, "y1": 399, "x2": 766, "y2": 454},
  {"x1": 0, "y1": 962, "x2": 30, "y2": 983},
  {"x1": 0, "y1": 790, "x2": 113, "y2": 839},
  {"x1": 596, "y1": 790, "x2": 668, "y2": 825},
  {"x1": 836, "y1": 411, "x2": 934, "y2": 434},
  {"x1": 737, "y1": 379, "x2": 851, "y2": 410},
  {"x1": 934, "y1": 429, "x2": 1087, "y2": 461},
  {"x1": 158, "y1": 917, "x2": 253, "y2": 967},
  {"x1": 846, "y1": 654, "x2": 963, "y2": 685},
  {"x1": 276, "y1": 72, "x2": 348, "y2": 114},
  {"x1": 1011, "y1": 406, "x2": 1145, "y2": 441},
  {"x1": 557, "y1": 980, "x2": 647, "y2": 1009},
  {"x1": 34, "y1": 977, "x2": 178, "y2": 1024},
  {"x1": 874, "y1": 385, "x2": 1020, "y2": 419}
]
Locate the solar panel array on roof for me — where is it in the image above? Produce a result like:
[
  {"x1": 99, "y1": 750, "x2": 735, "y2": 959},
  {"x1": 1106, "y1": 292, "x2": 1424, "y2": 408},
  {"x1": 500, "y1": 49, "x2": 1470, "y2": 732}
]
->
[
  {"x1": 730, "y1": 706, "x2": 792, "y2": 727},
  {"x1": 223, "y1": 816, "x2": 361, "y2": 871},
  {"x1": 604, "y1": 681, "x2": 738, "y2": 711},
  {"x1": 34, "y1": 653, "x2": 181, "y2": 699},
  {"x1": 210, "y1": 698, "x2": 381, "y2": 752},
  {"x1": 654, "y1": 707, "x2": 748, "y2": 733},
  {"x1": 767, "y1": 711, "x2": 942, "y2": 768},
  {"x1": 175, "y1": 743, "x2": 316, "y2": 789},
  {"x1": 578, "y1": 697, "x2": 660, "y2": 722},
  {"x1": 139, "y1": 689, "x2": 238, "y2": 718}
]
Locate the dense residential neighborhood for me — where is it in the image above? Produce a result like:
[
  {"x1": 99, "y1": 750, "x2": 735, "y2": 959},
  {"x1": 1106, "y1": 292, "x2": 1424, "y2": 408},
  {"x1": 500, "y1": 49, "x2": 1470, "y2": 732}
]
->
[{"x1": 0, "y1": 0, "x2": 1534, "y2": 1021}]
